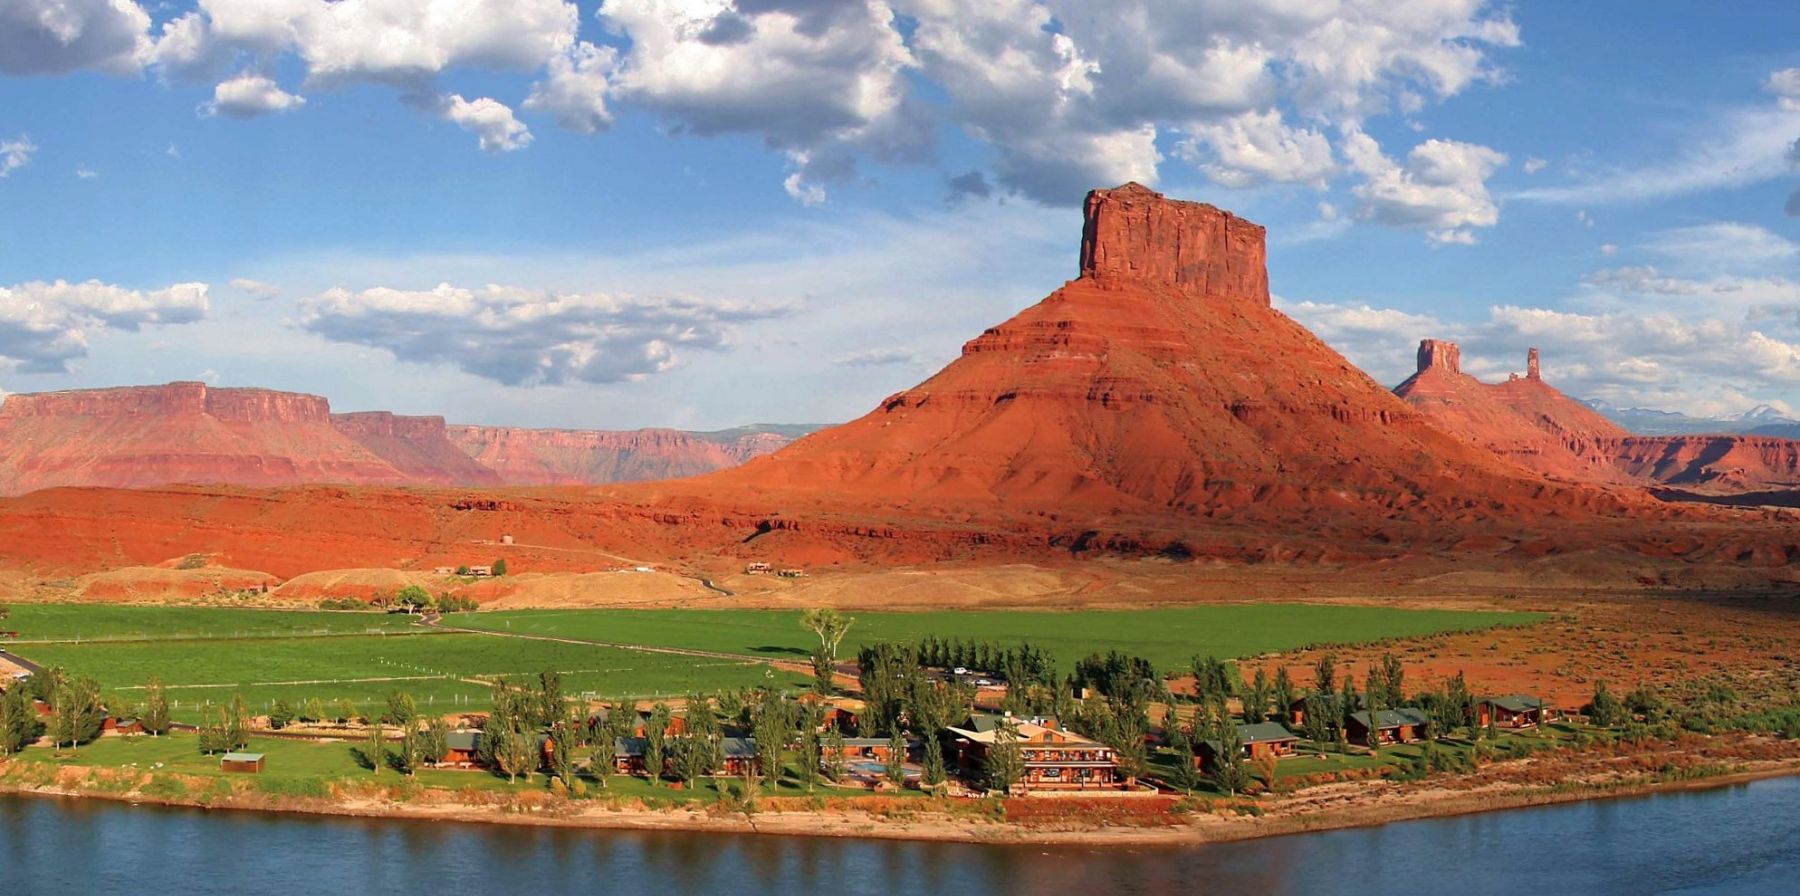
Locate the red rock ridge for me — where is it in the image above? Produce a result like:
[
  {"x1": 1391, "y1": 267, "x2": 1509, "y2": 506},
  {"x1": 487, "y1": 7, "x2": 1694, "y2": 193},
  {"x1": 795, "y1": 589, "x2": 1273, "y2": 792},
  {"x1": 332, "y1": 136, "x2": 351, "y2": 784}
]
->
[
  {"x1": 331, "y1": 412, "x2": 501, "y2": 487},
  {"x1": 1079, "y1": 181, "x2": 1269, "y2": 304},
  {"x1": 1397, "y1": 341, "x2": 1800, "y2": 492},
  {"x1": 444, "y1": 425, "x2": 795, "y2": 485}
]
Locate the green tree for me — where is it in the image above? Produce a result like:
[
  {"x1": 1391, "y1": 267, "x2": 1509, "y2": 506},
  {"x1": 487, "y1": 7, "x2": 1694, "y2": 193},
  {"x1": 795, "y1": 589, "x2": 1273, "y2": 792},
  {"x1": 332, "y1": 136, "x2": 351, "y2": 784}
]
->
[
  {"x1": 1170, "y1": 723, "x2": 1202, "y2": 793},
  {"x1": 884, "y1": 729, "x2": 908, "y2": 784},
  {"x1": 0, "y1": 685, "x2": 42, "y2": 754},
  {"x1": 268, "y1": 699, "x2": 295, "y2": 731},
  {"x1": 398, "y1": 725, "x2": 425, "y2": 776},
  {"x1": 394, "y1": 584, "x2": 433, "y2": 613},
  {"x1": 984, "y1": 719, "x2": 1025, "y2": 795},
  {"x1": 1591, "y1": 681, "x2": 1626, "y2": 727},
  {"x1": 1273, "y1": 666, "x2": 1296, "y2": 725},
  {"x1": 796, "y1": 726, "x2": 822, "y2": 792},
  {"x1": 823, "y1": 727, "x2": 847, "y2": 782},
  {"x1": 142, "y1": 678, "x2": 172, "y2": 737},
  {"x1": 334, "y1": 698, "x2": 358, "y2": 726},
  {"x1": 225, "y1": 692, "x2": 251, "y2": 751},
  {"x1": 422, "y1": 716, "x2": 450, "y2": 767},
  {"x1": 362, "y1": 720, "x2": 386, "y2": 774},
  {"x1": 1208, "y1": 701, "x2": 1251, "y2": 796},
  {"x1": 492, "y1": 726, "x2": 534, "y2": 783},
  {"x1": 548, "y1": 710, "x2": 578, "y2": 787},
  {"x1": 800, "y1": 608, "x2": 854, "y2": 696},
  {"x1": 49, "y1": 677, "x2": 104, "y2": 751},
  {"x1": 491, "y1": 558, "x2": 509, "y2": 577},
  {"x1": 751, "y1": 692, "x2": 789, "y2": 790},
  {"x1": 197, "y1": 705, "x2": 228, "y2": 755},
  {"x1": 301, "y1": 698, "x2": 326, "y2": 724},
  {"x1": 1244, "y1": 667, "x2": 1271, "y2": 724},
  {"x1": 1379, "y1": 653, "x2": 1406, "y2": 707},
  {"x1": 590, "y1": 724, "x2": 619, "y2": 789},
  {"x1": 1191, "y1": 656, "x2": 1233, "y2": 705},
  {"x1": 1313, "y1": 653, "x2": 1338, "y2": 696},
  {"x1": 644, "y1": 702, "x2": 671, "y2": 784},
  {"x1": 537, "y1": 670, "x2": 566, "y2": 729},
  {"x1": 385, "y1": 691, "x2": 417, "y2": 728}
]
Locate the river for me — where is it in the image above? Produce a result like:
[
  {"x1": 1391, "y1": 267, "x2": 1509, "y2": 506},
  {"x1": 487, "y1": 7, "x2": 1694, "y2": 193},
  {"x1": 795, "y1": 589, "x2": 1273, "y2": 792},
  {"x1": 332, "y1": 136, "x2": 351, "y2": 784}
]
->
[{"x1": 5, "y1": 778, "x2": 1799, "y2": 894}]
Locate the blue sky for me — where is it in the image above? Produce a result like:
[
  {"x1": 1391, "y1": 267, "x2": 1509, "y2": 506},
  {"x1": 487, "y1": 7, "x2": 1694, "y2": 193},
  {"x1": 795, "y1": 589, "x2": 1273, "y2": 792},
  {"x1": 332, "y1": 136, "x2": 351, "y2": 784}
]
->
[{"x1": 1, "y1": 1, "x2": 1798, "y2": 428}]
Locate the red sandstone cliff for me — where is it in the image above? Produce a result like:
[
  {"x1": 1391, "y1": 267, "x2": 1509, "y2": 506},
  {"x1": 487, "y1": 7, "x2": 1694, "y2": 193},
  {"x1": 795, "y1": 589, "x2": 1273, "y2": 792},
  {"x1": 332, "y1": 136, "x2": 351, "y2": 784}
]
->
[
  {"x1": 444, "y1": 425, "x2": 797, "y2": 485},
  {"x1": 1395, "y1": 341, "x2": 1800, "y2": 492},
  {"x1": 682, "y1": 184, "x2": 1632, "y2": 528}
]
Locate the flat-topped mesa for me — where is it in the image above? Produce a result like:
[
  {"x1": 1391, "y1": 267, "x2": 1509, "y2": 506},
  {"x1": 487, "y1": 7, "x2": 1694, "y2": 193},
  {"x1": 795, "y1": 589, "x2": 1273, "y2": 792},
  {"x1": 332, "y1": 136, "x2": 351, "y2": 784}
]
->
[
  {"x1": 1078, "y1": 182, "x2": 1269, "y2": 304},
  {"x1": 1416, "y1": 339, "x2": 1462, "y2": 375},
  {"x1": 0, "y1": 381, "x2": 331, "y2": 422},
  {"x1": 330, "y1": 411, "x2": 450, "y2": 441}
]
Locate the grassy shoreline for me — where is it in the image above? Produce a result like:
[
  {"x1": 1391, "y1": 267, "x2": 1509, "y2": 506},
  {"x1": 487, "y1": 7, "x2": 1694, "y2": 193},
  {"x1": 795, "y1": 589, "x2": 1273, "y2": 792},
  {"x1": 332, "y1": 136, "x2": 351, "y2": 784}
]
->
[{"x1": 5, "y1": 736, "x2": 1796, "y2": 847}]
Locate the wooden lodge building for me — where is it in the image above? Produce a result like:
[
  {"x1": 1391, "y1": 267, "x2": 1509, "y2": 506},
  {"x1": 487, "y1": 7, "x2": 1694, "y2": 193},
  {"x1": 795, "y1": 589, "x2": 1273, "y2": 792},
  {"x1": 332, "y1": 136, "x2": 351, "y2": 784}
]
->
[
  {"x1": 442, "y1": 731, "x2": 484, "y2": 767},
  {"x1": 1199, "y1": 722, "x2": 1300, "y2": 771},
  {"x1": 1477, "y1": 695, "x2": 1550, "y2": 729},
  {"x1": 825, "y1": 737, "x2": 904, "y2": 765},
  {"x1": 946, "y1": 717, "x2": 1124, "y2": 791},
  {"x1": 1346, "y1": 708, "x2": 1430, "y2": 747}
]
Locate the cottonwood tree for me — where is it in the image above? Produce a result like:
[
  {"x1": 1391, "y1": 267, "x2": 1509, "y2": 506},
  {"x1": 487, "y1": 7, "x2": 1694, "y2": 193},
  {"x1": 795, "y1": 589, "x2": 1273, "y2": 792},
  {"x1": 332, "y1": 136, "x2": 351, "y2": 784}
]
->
[
  {"x1": 422, "y1": 716, "x2": 450, "y2": 767},
  {"x1": 0, "y1": 686, "x2": 41, "y2": 754},
  {"x1": 800, "y1": 608, "x2": 854, "y2": 696},
  {"x1": 548, "y1": 710, "x2": 579, "y2": 788},
  {"x1": 984, "y1": 720, "x2": 1024, "y2": 795},
  {"x1": 645, "y1": 703, "x2": 671, "y2": 784},
  {"x1": 49, "y1": 678, "x2": 104, "y2": 751},
  {"x1": 1207, "y1": 697, "x2": 1251, "y2": 796},
  {"x1": 225, "y1": 692, "x2": 251, "y2": 751},
  {"x1": 362, "y1": 720, "x2": 387, "y2": 774},
  {"x1": 884, "y1": 729, "x2": 907, "y2": 784},
  {"x1": 385, "y1": 691, "x2": 417, "y2": 728},
  {"x1": 398, "y1": 726, "x2": 425, "y2": 776},
  {"x1": 269, "y1": 700, "x2": 295, "y2": 731},
  {"x1": 590, "y1": 723, "x2": 619, "y2": 788},
  {"x1": 1591, "y1": 681, "x2": 1626, "y2": 728},
  {"x1": 494, "y1": 726, "x2": 536, "y2": 784},
  {"x1": 1273, "y1": 667, "x2": 1295, "y2": 725},
  {"x1": 142, "y1": 678, "x2": 172, "y2": 737},
  {"x1": 751, "y1": 691, "x2": 789, "y2": 790},
  {"x1": 797, "y1": 727, "x2": 822, "y2": 793},
  {"x1": 823, "y1": 727, "x2": 847, "y2": 782}
]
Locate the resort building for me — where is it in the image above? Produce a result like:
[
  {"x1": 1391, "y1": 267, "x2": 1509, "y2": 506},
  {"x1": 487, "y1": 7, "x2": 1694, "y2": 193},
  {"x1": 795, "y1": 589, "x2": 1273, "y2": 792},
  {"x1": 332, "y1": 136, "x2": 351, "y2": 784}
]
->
[
  {"x1": 946, "y1": 719, "x2": 1124, "y2": 791},
  {"x1": 1345, "y1": 708, "x2": 1431, "y2": 747},
  {"x1": 1198, "y1": 722, "x2": 1300, "y2": 771},
  {"x1": 442, "y1": 731, "x2": 483, "y2": 767},
  {"x1": 1477, "y1": 695, "x2": 1551, "y2": 729}
]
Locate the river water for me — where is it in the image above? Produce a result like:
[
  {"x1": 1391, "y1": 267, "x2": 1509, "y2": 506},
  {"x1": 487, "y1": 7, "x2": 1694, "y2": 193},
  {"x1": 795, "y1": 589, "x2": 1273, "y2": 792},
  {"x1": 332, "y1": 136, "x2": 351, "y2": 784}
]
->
[{"x1": 4, "y1": 778, "x2": 1798, "y2": 894}]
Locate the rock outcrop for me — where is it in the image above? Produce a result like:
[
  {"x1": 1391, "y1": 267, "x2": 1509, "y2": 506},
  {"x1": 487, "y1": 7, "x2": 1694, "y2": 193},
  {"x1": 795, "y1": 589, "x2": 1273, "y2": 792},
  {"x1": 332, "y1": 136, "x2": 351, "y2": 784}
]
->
[
  {"x1": 445, "y1": 425, "x2": 801, "y2": 485},
  {"x1": 1396, "y1": 341, "x2": 1800, "y2": 492},
  {"x1": 1079, "y1": 182, "x2": 1269, "y2": 304}
]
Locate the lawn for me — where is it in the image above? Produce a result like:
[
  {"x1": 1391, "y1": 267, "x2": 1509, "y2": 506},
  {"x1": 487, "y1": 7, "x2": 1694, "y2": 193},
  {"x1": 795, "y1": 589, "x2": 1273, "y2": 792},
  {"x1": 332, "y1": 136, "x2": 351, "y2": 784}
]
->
[
  {"x1": 1, "y1": 604, "x2": 417, "y2": 642},
  {"x1": 7, "y1": 731, "x2": 893, "y2": 803},
  {"x1": 444, "y1": 605, "x2": 1544, "y2": 674},
  {"x1": 16, "y1": 632, "x2": 810, "y2": 721}
]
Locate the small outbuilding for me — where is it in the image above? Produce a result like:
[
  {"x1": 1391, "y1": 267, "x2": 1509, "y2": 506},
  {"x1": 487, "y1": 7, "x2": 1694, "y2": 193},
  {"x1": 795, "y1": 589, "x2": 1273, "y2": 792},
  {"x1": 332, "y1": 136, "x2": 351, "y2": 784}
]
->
[
  {"x1": 1346, "y1": 708, "x2": 1430, "y2": 747},
  {"x1": 1476, "y1": 695, "x2": 1550, "y2": 729},
  {"x1": 220, "y1": 752, "x2": 266, "y2": 774}
]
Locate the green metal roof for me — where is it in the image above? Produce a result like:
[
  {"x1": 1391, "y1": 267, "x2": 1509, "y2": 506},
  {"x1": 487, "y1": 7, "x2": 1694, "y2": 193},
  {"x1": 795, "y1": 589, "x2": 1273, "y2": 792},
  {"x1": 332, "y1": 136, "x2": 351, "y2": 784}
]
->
[
  {"x1": 220, "y1": 752, "x2": 264, "y2": 762},
  {"x1": 1481, "y1": 695, "x2": 1546, "y2": 713},
  {"x1": 1348, "y1": 708, "x2": 1430, "y2": 729},
  {"x1": 1237, "y1": 722, "x2": 1299, "y2": 744}
]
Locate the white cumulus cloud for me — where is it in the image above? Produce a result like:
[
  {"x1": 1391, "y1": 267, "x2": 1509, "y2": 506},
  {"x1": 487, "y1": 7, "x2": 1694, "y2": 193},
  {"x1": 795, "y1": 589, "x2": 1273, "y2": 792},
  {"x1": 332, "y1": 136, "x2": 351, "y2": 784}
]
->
[
  {"x1": 0, "y1": 136, "x2": 37, "y2": 178},
  {"x1": 0, "y1": 0, "x2": 151, "y2": 76},
  {"x1": 0, "y1": 279, "x2": 209, "y2": 373},
  {"x1": 1342, "y1": 128, "x2": 1507, "y2": 245},
  {"x1": 202, "y1": 71, "x2": 306, "y2": 118},
  {"x1": 297, "y1": 282, "x2": 795, "y2": 386},
  {"x1": 440, "y1": 94, "x2": 532, "y2": 153}
]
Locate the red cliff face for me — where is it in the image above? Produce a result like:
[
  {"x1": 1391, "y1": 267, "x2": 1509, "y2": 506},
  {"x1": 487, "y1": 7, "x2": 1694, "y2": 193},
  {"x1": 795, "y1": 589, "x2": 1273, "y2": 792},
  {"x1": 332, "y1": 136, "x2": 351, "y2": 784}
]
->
[
  {"x1": 445, "y1": 425, "x2": 797, "y2": 485},
  {"x1": 682, "y1": 184, "x2": 1634, "y2": 541},
  {"x1": 1397, "y1": 342, "x2": 1800, "y2": 492},
  {"x1": 1079, "y1": 182, "x2": 1269, "y2": 305},
  {"x1": 0, "y1": 382, "x2": 483, "y2": 494}
]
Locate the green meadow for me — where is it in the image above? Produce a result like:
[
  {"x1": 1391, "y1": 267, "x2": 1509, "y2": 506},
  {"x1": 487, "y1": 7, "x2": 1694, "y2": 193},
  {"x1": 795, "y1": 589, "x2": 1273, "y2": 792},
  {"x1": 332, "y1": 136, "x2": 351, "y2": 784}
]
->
[
  {"x1": 444, "y1": 604, "x2": 1543, "y2": 673},
  {"x1": 3, "y1": 602, "x2": 1541, "y2": 722}
]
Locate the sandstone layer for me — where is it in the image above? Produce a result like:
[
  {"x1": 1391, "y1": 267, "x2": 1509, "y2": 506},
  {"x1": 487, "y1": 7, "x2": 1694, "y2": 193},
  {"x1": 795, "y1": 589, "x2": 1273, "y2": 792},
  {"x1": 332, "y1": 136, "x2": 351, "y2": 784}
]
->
[{"x1": 445, "y1": 425, "x2": 798, "y2": 485}]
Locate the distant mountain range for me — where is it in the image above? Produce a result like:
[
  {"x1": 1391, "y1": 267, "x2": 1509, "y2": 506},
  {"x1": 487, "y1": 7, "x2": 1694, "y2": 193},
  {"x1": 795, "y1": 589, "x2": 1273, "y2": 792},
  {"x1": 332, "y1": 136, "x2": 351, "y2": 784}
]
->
[{"x1": 1581, "y1": 399, "x2": 1798, "y2": 436}]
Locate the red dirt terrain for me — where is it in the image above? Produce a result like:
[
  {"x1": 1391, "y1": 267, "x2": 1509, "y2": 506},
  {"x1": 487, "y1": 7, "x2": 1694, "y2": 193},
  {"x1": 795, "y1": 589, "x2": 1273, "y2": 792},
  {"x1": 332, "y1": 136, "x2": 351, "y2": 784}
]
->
[
  {"x1": 1395, "y1": 340, "x2": 1800, "y2": 493},
  {"x1": 0, "y1": 184, "x2": 1797, "y2": 585}
]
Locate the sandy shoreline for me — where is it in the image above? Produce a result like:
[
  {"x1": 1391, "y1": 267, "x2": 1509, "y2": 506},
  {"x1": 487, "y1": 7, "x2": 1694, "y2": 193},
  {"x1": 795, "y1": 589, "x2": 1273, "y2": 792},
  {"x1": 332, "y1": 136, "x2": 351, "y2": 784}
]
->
[{"x1": 6, "y1": 756, "x2": 1799, "y2": 847}]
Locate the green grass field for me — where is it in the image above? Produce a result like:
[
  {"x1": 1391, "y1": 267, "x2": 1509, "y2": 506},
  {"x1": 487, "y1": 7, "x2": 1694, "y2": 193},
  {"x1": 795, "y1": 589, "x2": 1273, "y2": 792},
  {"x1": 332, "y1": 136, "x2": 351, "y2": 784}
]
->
[
  {"x1": 1, "y1": 604, "x2": 417, "y2": 642},
  {"x1": 2, "y1": 602, "x2": 1541, "y2": 723},
  {"x1": 444, "y1": 605, "x2": 1543, "y2": 673},
  {"x1": 15, "y1": 631, "x2": 809, "y2": 721}
]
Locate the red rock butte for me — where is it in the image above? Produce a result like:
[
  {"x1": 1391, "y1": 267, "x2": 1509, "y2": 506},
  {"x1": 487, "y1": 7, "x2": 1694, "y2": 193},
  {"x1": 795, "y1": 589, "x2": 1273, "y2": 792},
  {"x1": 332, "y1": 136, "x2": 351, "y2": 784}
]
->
[
  {"x1": 0, "y1": 184, "x2": 1796, "y2": 580},
  {"x1": 1395, "y1": 340, "x2": 1800, "y2": 493}
]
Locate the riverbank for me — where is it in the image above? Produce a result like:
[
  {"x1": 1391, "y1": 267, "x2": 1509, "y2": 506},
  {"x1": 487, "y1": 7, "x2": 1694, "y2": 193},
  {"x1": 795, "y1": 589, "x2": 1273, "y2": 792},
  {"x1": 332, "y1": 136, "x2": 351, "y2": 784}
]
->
[{"x1": 7, "y1": 735, "x2": 1799, "y2": 846}]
